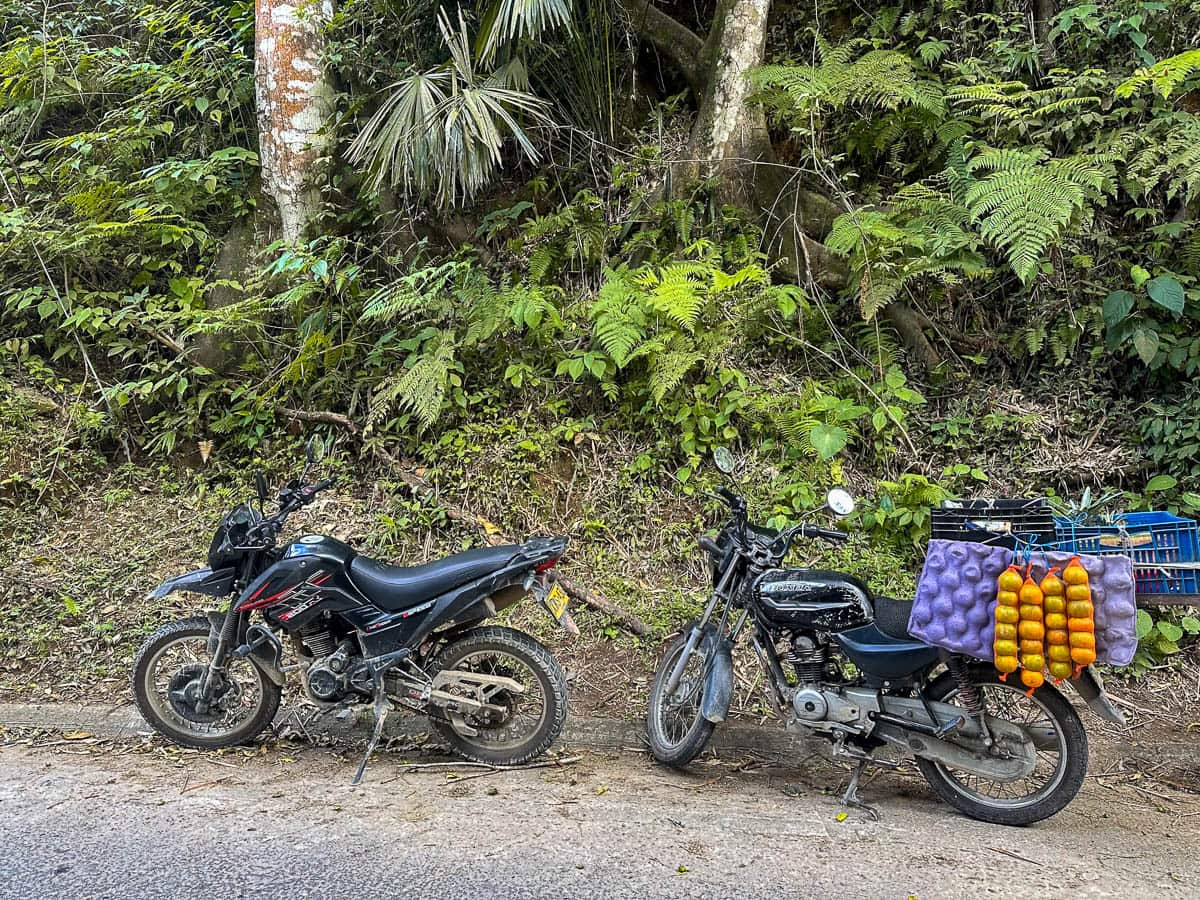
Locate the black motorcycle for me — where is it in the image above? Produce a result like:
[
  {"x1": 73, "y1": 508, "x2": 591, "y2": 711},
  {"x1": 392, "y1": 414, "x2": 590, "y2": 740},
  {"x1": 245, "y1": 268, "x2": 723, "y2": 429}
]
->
[
  {"x1": 133, "y1": 443, "x2": 573, "y2": 782},
  {"x1": 646, "y1": 449, "x2": 1124, "y2": 825}
]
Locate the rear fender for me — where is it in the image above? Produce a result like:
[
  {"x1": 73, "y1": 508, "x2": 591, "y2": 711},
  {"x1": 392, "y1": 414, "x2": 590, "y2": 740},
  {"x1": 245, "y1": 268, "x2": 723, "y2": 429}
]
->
[
  {"x1": 700, "y1": 630, "x2": 734, "y2": 724},
  {"x1": 1070, "y1": 664, "x2": 1126, "y2": 725}
]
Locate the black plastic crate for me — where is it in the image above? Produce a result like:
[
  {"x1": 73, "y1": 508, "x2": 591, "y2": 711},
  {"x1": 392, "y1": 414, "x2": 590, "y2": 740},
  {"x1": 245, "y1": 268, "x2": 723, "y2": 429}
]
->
[{"x1": 930, "y1": 499, "x2": 1056, "y2": 550}]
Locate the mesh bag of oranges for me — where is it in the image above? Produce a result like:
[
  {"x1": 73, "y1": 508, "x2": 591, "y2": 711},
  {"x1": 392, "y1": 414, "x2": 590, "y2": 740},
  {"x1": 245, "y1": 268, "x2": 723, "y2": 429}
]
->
[{"x1": 993, "y1": 558, "x2": 1095, "y2": 694}]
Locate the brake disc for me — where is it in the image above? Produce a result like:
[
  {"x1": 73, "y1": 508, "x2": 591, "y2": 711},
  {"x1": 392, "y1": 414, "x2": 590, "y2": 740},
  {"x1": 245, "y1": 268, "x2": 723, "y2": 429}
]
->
[{"x1": 167, "y1": 664, "x2": 239, "y2": 724}]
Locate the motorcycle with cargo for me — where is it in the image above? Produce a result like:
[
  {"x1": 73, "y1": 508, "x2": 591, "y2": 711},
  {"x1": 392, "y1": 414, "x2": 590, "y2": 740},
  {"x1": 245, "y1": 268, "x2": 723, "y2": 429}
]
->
[{"x1": 646, "y1": 448, "x2": 1124, "y2": 825}]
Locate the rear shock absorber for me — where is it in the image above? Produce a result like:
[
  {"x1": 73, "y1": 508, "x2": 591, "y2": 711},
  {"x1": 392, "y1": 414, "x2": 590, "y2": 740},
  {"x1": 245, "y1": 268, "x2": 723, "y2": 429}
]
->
[{"x1": 947, "y1": 655, "x2": 991, "y2": 746}]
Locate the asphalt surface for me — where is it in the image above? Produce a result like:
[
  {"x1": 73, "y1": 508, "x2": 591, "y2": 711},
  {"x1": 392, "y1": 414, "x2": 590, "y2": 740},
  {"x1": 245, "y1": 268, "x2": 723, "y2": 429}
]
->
[{"x1": 1, "y1": 737, "x2": 1196, "y2": 899}]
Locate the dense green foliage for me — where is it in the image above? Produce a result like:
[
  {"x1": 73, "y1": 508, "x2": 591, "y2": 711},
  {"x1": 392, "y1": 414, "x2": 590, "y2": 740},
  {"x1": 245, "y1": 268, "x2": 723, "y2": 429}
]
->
[{"x1": 3, "y1": 0, "x2": 1199, "y2": 670}]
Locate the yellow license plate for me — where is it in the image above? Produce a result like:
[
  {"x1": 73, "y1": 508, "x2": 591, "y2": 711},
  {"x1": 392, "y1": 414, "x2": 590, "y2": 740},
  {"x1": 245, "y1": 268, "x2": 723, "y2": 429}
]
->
[{"x1": 544, "y1": 582, "x2": 569, "y2": 619}]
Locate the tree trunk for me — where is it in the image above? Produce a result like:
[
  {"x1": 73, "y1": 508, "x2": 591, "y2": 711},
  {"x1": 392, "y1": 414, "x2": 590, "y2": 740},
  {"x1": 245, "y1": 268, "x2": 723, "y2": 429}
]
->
[
  {"x1": 687, "y1": 0, "x2": 772, "y2": 206},
  {"x1": 193, "y1": 214, "x2": 264, "y2": 372},
  {"x1": 622, "y1": 0, "x2": 846, "y2": 286},
  {"x1": 1033, "y1": 0, "x2": 1057, "y2": 69},
  {"x1": 255, "y1": 0, "x2": 336, "y2": 241}
]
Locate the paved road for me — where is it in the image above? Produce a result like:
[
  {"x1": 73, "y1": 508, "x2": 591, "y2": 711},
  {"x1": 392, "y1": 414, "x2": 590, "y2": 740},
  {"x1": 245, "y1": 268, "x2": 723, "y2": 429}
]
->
[{"x1": 0, "y1": 741, "x2": 1196, "y2": 899}]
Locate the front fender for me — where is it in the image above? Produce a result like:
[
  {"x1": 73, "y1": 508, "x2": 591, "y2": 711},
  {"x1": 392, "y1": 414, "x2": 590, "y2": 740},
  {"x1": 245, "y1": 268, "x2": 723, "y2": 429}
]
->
[
  {"x1": 147, "y1": 567, "x2": 236, "y2": 601},
  {"x1": 700, "y1": 630, "x2": 734, "y2": 724}
]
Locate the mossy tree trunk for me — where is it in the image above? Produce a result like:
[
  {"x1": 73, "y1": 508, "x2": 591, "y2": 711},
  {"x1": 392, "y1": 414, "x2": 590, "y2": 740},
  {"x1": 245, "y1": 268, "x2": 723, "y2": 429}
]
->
[{"x1": 621, "y1": 0, "x2": 844, "y2": 285}]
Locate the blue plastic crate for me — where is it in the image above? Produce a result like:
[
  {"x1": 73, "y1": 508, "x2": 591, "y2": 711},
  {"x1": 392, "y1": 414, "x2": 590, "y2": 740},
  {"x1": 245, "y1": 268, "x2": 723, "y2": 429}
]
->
[{"x1": 1054, "y1": 511, "x2": 1200, "y2": 594}]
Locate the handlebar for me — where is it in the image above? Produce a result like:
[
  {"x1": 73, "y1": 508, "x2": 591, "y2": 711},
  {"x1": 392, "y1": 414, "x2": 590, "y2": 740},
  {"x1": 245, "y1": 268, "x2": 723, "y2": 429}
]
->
[
  {"x1": 798, "y1": 525, "x2": 849, "y2": 543},
  {"x1": 242, "y1": 477, "x2": 336, "y2": 548}
]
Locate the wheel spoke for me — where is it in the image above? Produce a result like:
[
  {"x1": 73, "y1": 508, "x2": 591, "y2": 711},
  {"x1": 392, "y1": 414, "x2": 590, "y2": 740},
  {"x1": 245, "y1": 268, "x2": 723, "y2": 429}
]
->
[{"x1": 652, "y1": 642, "x2": 707, "y2": 751}]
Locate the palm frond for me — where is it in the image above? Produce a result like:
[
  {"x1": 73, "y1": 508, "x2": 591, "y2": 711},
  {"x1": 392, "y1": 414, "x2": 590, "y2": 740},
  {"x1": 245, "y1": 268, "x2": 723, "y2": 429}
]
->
[{"x1": 348, "y1": 9, "x2": 553, "y2": 208}]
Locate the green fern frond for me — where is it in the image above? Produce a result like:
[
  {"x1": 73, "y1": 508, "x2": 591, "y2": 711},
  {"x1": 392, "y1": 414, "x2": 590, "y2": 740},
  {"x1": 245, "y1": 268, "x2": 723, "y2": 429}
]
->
[
  {"x1": 753, "y1": 47, "x2": 944, "y2": 117},
  {"x1": 590, "y1": 268, "x2": 647, "y2": 367},
  {"x1": 1117, "y1": 49, "x2": 1200, "y2": 99},
  {"x1": 361, "y1": 260, "x2": 466, "y2": 321},
  {"x1": 369, "y1": 331, "x2": 456, "y2": 429},
  {"x1": 711, "y1": 264, "x2": 768, "y2": 293},
  {"x1": 776, "y1": 409, "x2": 822, "y2": 445},
  {"x1": 858, "y1": 271, "x2": 902, "y2": 321},
  {"x1": 963, "y1": 151, "x2": 1105, "y2": 283},
  {"x1": 1126, "y1": 116, "x2": 1200, "y2": 203},
  {"x1": 649, "y1": 349, "x2": 704, "y2": 403},
  {"x1": 1023, "y1": 322, "x2": 1046, "y2": 355},
  {"x1": 638, "y1": 262, "x2": 708, "y2": 331},
  {"x1": 825, "y1": 210, "x2": 913, "y2": 257}
]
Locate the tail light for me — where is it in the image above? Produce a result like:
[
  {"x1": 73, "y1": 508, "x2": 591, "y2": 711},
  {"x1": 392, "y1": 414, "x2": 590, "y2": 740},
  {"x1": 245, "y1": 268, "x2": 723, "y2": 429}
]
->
[{"x1": 534, "y1": 557, "x2": 559, "y2": 573}]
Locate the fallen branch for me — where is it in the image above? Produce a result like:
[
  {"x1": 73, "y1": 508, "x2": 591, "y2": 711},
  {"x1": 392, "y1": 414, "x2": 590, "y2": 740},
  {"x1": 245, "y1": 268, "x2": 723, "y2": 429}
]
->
[
  {"x1": 278, "y1": 408, "x2": 652, "y2": 637},
  {"x1": 280, "y1": 407, "x2": 362, "y2": 434},
  {"x1": 380, "y1": 754, "x2": 583, "y2": 784}
]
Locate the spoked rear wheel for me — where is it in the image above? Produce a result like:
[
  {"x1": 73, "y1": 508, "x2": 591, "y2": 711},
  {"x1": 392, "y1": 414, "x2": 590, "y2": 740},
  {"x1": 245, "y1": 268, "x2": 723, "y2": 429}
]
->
[
  {"x1": 427, "y1": 626, "x2": 567, "y2": 766},
  {"x1": 646, "y1": 626, "x2": 715, "y2": 767},
  {"x1": 916, "y1": 669, "x2": 1087, "y2": 826},
  {"x1": 132, "y1": 616, "x2": 280, "y2": 750}
]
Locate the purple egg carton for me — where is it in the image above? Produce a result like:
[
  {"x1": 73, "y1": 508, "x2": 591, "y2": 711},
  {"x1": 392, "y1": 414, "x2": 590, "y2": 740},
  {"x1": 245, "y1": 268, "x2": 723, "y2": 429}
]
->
[{"x1": 908, "y1": 540, "x2": 1137, "y2": 667}]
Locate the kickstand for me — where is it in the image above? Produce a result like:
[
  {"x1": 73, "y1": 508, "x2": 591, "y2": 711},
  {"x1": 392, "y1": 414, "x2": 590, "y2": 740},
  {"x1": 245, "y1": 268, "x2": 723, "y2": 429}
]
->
[
  {"x1": 839, "y1": 756, "x2": 880, "y2": 821},
  {"x1": 352, "y1": 677, "x2": 392, "y2": 787}
]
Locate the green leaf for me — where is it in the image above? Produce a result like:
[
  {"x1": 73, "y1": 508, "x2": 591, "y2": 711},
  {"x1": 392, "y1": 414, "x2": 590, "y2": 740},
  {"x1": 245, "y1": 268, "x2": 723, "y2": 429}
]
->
[
  {"x1": 1136, "y1": 609, "x2": 1154, "y2": 639},
  {"x1": 1102, "y1": 290, "x2": 1134, "y2": 326},
  {"x1": 1145, "y1": 474, "x2": 1177, "y2": 492},
  {"x1": 1180, "y1": 616, "x2": 1200, "y2": 635},
  {"x1": 809, "y1": 424, "x2": 849, "y2": 460},
  {"x1": 1132, "y1": 328, "x2": 1159, "y2": 364},
  {"x1": 1145, "y1": 276, "x2": 1185, "y2": 315},
  {"x1": 1154, "y1": 635, "x2": 1180, "y2": 656},
  {"x1": 1130, "y1": 265, "x2": 1151, "y2": 288},
  {"x1": 1157, "y1": 621, "x2": 1183, "y2": 642}
]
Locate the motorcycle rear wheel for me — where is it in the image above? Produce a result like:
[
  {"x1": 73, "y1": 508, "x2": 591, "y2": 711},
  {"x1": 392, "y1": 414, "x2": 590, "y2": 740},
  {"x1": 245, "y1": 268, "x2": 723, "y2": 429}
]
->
[
  {"x1": 427, "y1": 626, "x2": 567, "y2": 766},
  {"x1": 646, "y1": 625, "x2": 715, "y2": 768},
  {"x1": 916, "y1": 668, "x2": 1087, "y2": 826}
]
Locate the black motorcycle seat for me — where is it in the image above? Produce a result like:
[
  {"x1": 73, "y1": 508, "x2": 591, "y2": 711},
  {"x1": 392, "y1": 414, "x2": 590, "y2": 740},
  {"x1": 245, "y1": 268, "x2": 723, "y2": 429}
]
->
[
  {"x1": 350, "y1": 545, "x2": 521, "y2": 611},
  {"x1": 873, "y1": 595, "x2": 916, "y2": 640}
]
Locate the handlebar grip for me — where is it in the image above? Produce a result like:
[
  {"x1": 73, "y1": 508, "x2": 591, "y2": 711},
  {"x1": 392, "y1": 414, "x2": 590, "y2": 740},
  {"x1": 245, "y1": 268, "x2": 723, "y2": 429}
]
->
[
  {"x1": 697, "y1": 535, "x2": 721, "y2": 555},
  {"x1": 813, "y1": 527, "x2": 849, "y2": 542},
  {"x1": 314, "y1": 478, "x2": 334, "y2": 491}
]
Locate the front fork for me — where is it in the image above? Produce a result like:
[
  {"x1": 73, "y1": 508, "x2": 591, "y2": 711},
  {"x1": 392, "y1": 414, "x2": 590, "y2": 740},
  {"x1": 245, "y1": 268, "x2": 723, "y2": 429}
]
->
[
  {"x1": 199, "y1": 603, "x2": 243, "y2": 709},
  {"x1": 663, "y1": 560, "x2": 748, "y2": 696},
  {"x1": 662, "y1": 595, "x2": 717, "y2": 695}
]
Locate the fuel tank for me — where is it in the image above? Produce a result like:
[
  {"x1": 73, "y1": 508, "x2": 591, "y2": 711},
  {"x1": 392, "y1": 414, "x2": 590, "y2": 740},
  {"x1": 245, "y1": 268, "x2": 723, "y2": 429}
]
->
[
  {"x1": 238, "y1": 534, "x2": 366, "y2": 630},
  {"x1": 753, "y1": 568, "x2": 873, "y2": 631}
]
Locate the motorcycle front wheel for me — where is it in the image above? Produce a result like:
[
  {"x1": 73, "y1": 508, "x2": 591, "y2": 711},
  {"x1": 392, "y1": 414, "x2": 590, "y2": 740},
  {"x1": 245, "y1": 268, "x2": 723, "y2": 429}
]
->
[
  {"x1": 132, "y1": 616, "x2": 281, "y2": 750},
  {"x1": 646, "y1": 625, "x2": 715, "y2": 767},
  {"x1": 916, "y1": 669, "x2": 1088, "y2": 826}
]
